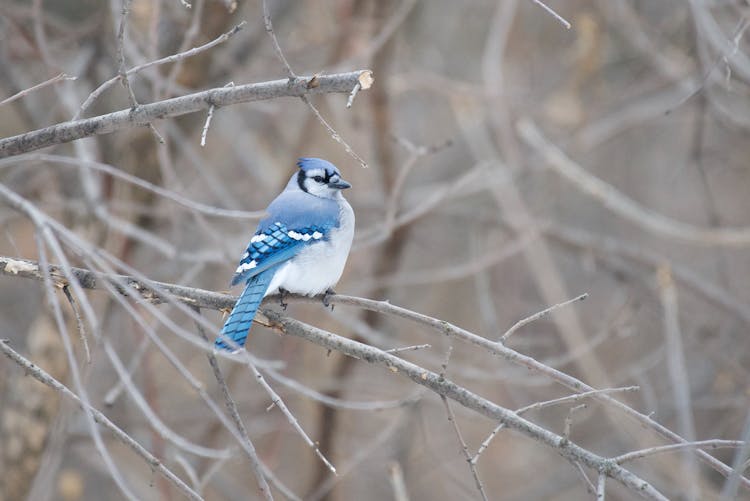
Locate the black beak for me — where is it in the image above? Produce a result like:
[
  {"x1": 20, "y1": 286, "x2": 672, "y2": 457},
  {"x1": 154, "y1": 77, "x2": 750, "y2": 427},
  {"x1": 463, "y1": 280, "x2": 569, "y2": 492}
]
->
[{"x1": 328, "y1": 179, "x2": 351, "y2": 189}]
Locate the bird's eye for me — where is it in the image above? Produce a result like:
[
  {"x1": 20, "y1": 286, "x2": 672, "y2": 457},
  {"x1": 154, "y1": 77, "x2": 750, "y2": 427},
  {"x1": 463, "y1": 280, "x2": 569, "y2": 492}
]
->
[{"x1": 313, "y1": 176, "x2": 325, "y2": 183}]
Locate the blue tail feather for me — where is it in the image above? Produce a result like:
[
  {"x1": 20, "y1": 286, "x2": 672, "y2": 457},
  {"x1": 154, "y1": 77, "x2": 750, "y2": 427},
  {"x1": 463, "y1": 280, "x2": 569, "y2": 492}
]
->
[{"x1": 216, "y1": 267, "x2": 277, "y2": 351}]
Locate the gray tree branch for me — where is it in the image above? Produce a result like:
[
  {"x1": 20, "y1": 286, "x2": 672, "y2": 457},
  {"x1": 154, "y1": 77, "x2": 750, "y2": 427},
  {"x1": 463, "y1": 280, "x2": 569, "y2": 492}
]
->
[
  {"x1": 0, "y1": 253, "x2": 745, "y2": 495},
  {"x1": 0, "y1": 254, "x2": 698, "y2": 500},
  {"x1": 0, "y1": 70, "x2": 373, "y2": 158}
]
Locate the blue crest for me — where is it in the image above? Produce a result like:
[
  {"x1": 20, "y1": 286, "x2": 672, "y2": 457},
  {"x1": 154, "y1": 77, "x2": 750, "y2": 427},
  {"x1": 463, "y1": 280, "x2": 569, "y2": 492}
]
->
[{"x1": 297, "y1": 157, "x2": 340, "y2": 177}]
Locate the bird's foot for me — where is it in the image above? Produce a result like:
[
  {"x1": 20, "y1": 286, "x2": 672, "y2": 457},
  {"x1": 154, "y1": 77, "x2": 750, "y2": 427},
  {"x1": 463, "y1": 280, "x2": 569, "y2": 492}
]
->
[
  {"x1": 278, "y1": 288, "x2": 289, "y2": 311},
  {"x1": 323, "y1": 288, "x2": 336, "y2": 311}
]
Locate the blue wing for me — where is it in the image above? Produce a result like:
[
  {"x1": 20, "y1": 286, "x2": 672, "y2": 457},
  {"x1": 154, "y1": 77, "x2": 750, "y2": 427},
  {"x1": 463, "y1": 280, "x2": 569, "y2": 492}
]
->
[
  {"x1": 230, "y1": 221, "x2": 330, "y2": 286},
  {"x1": 230, "y1": 190, "x2": 339, "y2": 285}
]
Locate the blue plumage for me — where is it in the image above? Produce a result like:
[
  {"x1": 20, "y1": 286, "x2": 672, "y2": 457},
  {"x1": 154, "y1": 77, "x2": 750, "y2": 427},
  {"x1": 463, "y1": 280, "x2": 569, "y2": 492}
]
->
[
  {"x1": 216, "y1": 158, "x2": 355, "y2": 351},
  {"x1": 217, "y1": 266, "x2": 280, "y2": 350}
]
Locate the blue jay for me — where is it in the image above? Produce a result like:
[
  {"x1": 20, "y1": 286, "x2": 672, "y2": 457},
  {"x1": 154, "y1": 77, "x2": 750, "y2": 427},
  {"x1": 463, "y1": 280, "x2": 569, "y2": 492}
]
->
[{"x1": 216, "y1": 158, "x2": 355, "y2": 351}]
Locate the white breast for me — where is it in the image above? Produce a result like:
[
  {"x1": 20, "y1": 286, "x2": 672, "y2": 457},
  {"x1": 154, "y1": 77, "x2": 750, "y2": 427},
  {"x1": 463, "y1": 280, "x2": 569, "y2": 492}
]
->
[{"x1": 265, "y1": 199, "x2": 355, "y2": 297}]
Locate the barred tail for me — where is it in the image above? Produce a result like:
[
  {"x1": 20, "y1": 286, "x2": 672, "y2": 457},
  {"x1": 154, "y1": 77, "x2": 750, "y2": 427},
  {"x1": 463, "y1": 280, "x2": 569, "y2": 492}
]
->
[{"x1": 216, "y1": 269, "x2": 275, "y2": 351}]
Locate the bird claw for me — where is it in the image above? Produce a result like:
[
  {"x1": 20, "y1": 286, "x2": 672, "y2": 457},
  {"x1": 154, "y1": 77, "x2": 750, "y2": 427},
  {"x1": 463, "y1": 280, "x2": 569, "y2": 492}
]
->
[
  {"x1": 323, "y1": 288, "x2": 335, "y2": 311},
  {"x1": 279, "y1": 288, "x2": 289, "y2": 311}
]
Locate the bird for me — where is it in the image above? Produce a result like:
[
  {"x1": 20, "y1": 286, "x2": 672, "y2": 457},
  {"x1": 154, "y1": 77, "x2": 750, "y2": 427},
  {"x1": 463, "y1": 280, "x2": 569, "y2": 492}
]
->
[{"x1": 215, "y1": 157, "x2": 355, "y2": 351}]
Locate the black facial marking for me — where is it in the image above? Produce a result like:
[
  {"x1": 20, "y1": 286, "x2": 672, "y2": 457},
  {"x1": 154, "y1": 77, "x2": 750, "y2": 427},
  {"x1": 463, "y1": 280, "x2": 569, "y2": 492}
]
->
[{"x1": 297, "y1": 169, "x2": 307, "y2": 192}]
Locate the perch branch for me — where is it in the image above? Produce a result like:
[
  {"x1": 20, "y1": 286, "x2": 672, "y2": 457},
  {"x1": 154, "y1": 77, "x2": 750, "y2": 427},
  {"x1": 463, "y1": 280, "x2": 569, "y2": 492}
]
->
[{"x1": 0, "y1": 255, "x2": 746, "y2": 494}]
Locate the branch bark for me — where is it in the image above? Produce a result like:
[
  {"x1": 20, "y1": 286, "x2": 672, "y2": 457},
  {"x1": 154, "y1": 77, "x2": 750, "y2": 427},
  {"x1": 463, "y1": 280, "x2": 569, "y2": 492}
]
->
[
  {"x1": 0, "y1": 70, "x2": 373, "y2": 158},
  {"x1": 0, "y1": 253, "x2": 746, "y2": 497},
  {"x1": 0, "y1": 255, "x2": 679, "y2": 499}
]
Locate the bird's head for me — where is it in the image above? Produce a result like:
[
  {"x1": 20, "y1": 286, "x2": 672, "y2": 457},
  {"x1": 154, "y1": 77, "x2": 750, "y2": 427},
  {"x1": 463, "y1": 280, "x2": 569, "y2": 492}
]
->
[{"x1": 295, "y1": 158, "x2": 351, "y2": 199}]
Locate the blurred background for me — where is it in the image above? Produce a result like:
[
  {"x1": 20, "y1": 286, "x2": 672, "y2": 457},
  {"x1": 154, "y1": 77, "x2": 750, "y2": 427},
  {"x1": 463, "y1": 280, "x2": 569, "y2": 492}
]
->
[{"x1": 1, "y1": 0, "x2": 749, "y2": 499}]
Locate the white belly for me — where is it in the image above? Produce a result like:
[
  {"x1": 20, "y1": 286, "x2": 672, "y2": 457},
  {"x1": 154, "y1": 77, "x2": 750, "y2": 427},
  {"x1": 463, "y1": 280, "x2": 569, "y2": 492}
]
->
[{"x1": 265, "y1": 200, "x2": 354, "y2": 297}]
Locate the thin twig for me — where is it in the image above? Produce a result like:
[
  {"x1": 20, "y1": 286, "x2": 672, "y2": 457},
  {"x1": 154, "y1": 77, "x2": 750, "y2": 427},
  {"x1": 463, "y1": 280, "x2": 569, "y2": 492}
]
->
[
  {"x1": 518, "y1": 118, "x2": 750, "y2": 246},
  {"x1": 657, "y1": 265, "x2": 699, "y2": 498},
  {"x1": 174, "y1": 454, "x2": 200, "y2": 491},
  {"x1": 563, "y1": 404, "x2": 587, "y2": 440},
  {"x1": 472, "y1": 386, "x2": 639, "y2": 464},
  {"x1": 60, "y1": 285, "x2": 91, "y2": 364},
  {"x1": 115, "y1": 0, "x2": 137, "y2": 108},
  {"x1": 263, "y1": 366, "x2": 423, "y2": 411},
  {"x1": 160, "y1": 0, "x2": 206, "y2": 99},
  {"x1": 74, "y1": 21, "x2": 247, "y2": 120},
  {"x1": 572, "y1": 461, "x2": 597, "y2": 495},
  {"x1": 667, "y1": 18, "x2": 749, "y2": 113},
  {"x1": 615, "y1": 440, "x2": 747, "y2": 464},
  {"x1": 200, "y1": 104, "x2": 215, "y2": 147},
  {"x1": 115, "y1": 0, "x2": 162, "y2": 143},
  {"x1": 192, "y1": 307, "x2": 273, "y2": 500},
  {"x1": 346, "y1": 82, "x2": 361, "y2": 108},
  {"x1": 301, "y1": 95, "x2": 369, "y2": 167},
  {"x1": 439, "y1": 344, "x2": 487, "y2": 499},
  {"x1": 250, "y1": 357, "x2": 337, "y2": 474},
  {"x1": 201, "y1": 81, "x2": 234, "y2": 147},
  {"x1": 262, "y1": 0, "x2": 295, "y2": 78},
  {"x1": 103, "y1": 335, "x2": 151, "y2": 406},
  {"x1": 721, "y1": 410, "x2": 750, "y2": 499},
  {"x1": 499, "y1": 292, "x2": 588, "y2": 342},
  {"x1": 0, "y1": 73, "x2": 77, "y2": 107},
  {"x1": 0, "y1": 153, "x2": 264, "y2": 219},
  {"x1": 528, "y1": 0, "x2": 571, "y2": 29},
  {"x1": 385, "y1": 344, "x2": 432, "y2": 354},
  {"x1": 440, "y1": 395, "x2": 489, "y2": 501},
  {"x1": 261, "y1": 0, "x2": 369, "y2": 167},
  {"x1": 519, "y1": 386, "x2": 640, "y2": 415}
]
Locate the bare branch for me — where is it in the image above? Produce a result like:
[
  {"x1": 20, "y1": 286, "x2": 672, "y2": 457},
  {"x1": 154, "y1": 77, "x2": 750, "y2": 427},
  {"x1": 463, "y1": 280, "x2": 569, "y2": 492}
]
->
[
  {"x1": 472, "y1": 387, "x2": 639, "y2": 464},
  {"x1": 440, "y1": 395, "x2": 489, "y2": 501},
  {"x1": 74, "y1": 21, "x2": 247, "y2": 120},
  {"x1": 0, "y1": 71, "x2": 372, "y2": 158},
  {"x1": 192, "y1": 309, "x2": 273, "y2": 501},
  {"x1": 261, "y1": 0, "x2": 370, "y2": 167},
  {"x1": 722, "y1": 411, "x2": 750, "y2": 499},
  {"x1": 262, "y1": 0, "x2": 295, "y2": 79},
  {"x1": 658, "y1": 265, "x2": 699, "y2": 498},
  {"x1": 528, "y1": 0, "x2": 571, "y2": 29},
  {"x1": 499, "y1": 293, "x2": 588, "y2": 342},
  {"x1": 60, "y1": 287, "x2": 92, "y2": 369},
  {"x1": 0, "y1": 153, "x2": 264, "y2": 219},
  {"x1": 0, "y1": 340, "x2": 203, "y2": 501},
  {"x1": 260, "y1": 310, "x2": 667, "y2": 500},
  {"x1": 0, "y1": 73, "x2": 76, "y2": 107},
  {"x1": 562, "y1": 404, "x2": 587, "y2": 440},
  {"x1": 518, "y1": 118, "x2": 750, "y2": 247},
  {"x1": 1, "y1": 255, "x2": 746, "y2": 493},
  {"x1": 385, "y1": 344, "x2": 432, "y2": 354},
  {"x1": 615, "y1": 440, "x2": 747, "y2": 465}
]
